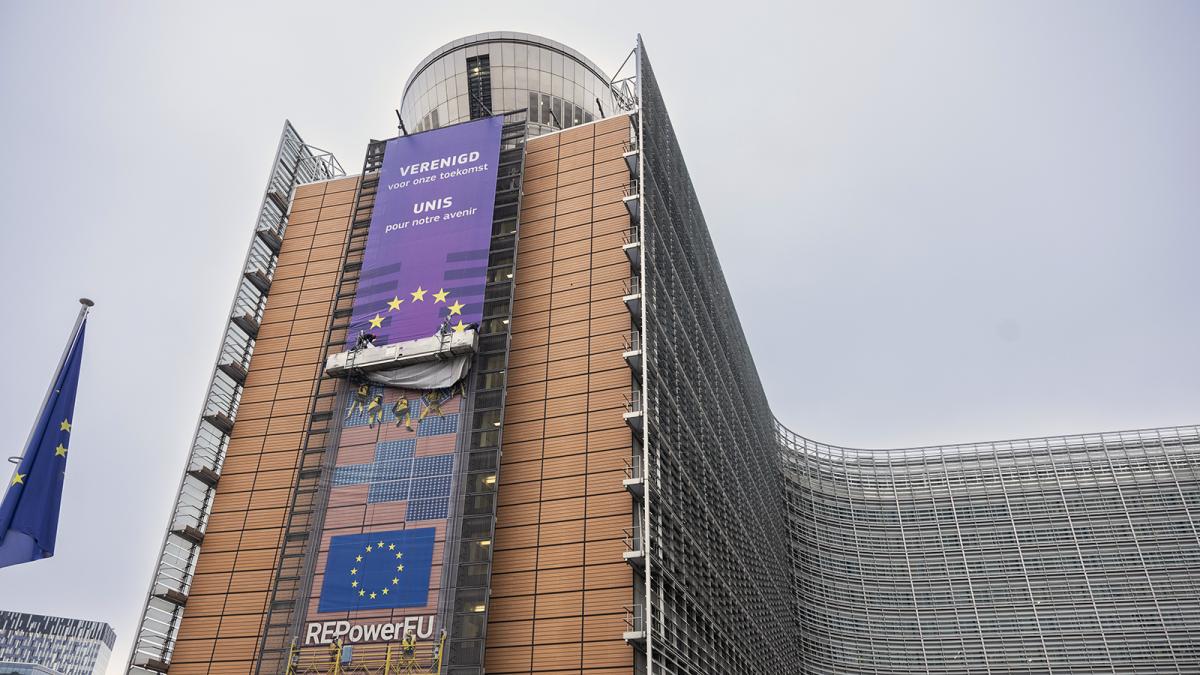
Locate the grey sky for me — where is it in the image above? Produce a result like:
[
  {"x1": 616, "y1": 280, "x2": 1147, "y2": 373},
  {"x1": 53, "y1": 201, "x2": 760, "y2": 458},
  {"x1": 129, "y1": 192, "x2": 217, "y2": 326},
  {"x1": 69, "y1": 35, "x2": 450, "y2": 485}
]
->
[{"x1": 1, "y1": 1, "x2": 1196, "y2": 671}]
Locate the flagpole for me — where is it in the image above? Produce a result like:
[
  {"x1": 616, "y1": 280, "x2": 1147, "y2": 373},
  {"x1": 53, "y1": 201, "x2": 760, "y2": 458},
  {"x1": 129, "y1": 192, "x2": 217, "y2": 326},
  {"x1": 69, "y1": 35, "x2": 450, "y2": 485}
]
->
[{"x1": 7, "y1": 298, "x2": 93, "y2": 468}]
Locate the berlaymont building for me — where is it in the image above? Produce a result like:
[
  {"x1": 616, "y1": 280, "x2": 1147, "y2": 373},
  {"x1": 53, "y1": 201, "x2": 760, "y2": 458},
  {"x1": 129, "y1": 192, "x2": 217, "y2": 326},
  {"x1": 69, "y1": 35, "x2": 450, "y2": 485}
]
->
[{"x1": 124, "y1": 32, "x2": 1200, "y2": 675}]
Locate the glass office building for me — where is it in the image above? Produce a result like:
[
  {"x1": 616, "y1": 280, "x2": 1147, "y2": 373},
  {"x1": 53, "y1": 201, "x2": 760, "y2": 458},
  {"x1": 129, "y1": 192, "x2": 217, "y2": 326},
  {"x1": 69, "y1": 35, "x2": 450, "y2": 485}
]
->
[
  {"x1": 781, "y1": 426, "x2": 1200, "y2": 673},
  {"x1": 0, "y1": 612, "x2": 115, "y2": 675},
  {"x1": 127, "y1": 32, "x2": 1199, "y2": 674}
]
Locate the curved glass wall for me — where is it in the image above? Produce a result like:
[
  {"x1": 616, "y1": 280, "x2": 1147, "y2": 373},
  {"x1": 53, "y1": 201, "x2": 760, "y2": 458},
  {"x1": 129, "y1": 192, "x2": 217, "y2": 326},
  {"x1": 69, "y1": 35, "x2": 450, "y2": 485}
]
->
[
  {"x1": 400, "y1": 32, "x2": 616, "y2": 137},
  {"x1": 637, "y1": 37, "x2": 1200, "y2": 674},
  {"x1": 780, "y1": 425, "x2": 1200, "y2": 673}
]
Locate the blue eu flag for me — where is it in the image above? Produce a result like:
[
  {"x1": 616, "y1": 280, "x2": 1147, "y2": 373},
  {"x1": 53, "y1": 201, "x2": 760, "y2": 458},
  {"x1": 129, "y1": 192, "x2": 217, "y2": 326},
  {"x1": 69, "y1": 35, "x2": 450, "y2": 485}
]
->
[
  {"x1": 0, "y1": 318, "x2": 87, "y2": 569},
  {"x1": 319, "y1": 528, "x2": 435, "y2": 612}
]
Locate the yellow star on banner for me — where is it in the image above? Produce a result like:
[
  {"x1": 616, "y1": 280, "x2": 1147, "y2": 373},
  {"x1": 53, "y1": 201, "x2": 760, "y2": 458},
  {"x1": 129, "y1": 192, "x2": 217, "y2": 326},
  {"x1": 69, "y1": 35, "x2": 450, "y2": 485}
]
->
[
  {"x1": 369, "y1": 592, "x2": 377, "y2": 599},
  {"x1": 382, "y1": 588, "x2": 389, "y2": 595},
  {"x1": 432, "y1": 288, "x2": 449, "y2": 303},
  {"x1": 410, "y1": 286, "x2": 427, "y2": 302},
  {"x1": 397, "y1": 563, "x2": 405, "y2": 572},
  {"x1": 387, "y1": 296, "x2": 403, "y2": 311},
  {"x1": 447, "y1": 301, "x2": 465, "y2": 316},
  {"x1": 11, "y1": 473, "x2": 25, "y2": 486},
  {"x1": 60, "y1": 419, "x2": 71, "y2": 432},
  {"x1": 395, "y1": 552, "x2": 403, "y2": 559},
  {"x1": 351, "y1": 568, "x2": 358, "y2": 575},
  {"x1": 368, "y1": 314, "x2": 384, "y2": 329},
  {"x1": 377, "y1": 540, "x2": 384, "y2": 548},
  {"x1": 351, "y1": 580, "x2": 358, "y2": 588},
  {"x1": 359, "y1": 589, "x2": 365, "y2": 597},
  {"x1": 453, "y1": 320, "x2": 467, "y2": 334},
  {"x1": 55, "y1": 444, "x2": 67, "y2": 457},
  {"x1": 356, "y1": 555, "x2": 363, "y2": 562},
  {"x1": 366, "y1": 544, "x2": 373, "y2": 552},
  {"x1": 392, "y1": 577, "x2": 399, "y2": 585},
  {"x1": 388, "y1": 543, "x2": 395, "y2": 550}
]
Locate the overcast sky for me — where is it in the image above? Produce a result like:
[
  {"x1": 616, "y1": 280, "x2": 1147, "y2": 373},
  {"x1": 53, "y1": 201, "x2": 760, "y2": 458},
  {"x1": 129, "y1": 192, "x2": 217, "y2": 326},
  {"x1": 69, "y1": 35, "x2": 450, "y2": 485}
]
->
[{"x1": 1, "y1": 1, "x2": 1197, "y2": 671}]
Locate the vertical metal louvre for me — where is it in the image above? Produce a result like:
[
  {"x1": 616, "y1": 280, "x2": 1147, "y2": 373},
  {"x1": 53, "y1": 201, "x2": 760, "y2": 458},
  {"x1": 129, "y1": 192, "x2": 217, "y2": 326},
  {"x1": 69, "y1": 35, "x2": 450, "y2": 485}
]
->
[{"x1": 637, "y1": 41, "x2": 801, "y2": 674}]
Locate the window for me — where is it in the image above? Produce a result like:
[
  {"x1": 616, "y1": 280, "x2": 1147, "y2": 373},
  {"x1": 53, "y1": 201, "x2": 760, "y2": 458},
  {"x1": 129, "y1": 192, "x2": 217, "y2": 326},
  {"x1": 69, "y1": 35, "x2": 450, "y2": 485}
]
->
[{"x1": 465, "y1": 54, "x2": 491, "y2": 118}]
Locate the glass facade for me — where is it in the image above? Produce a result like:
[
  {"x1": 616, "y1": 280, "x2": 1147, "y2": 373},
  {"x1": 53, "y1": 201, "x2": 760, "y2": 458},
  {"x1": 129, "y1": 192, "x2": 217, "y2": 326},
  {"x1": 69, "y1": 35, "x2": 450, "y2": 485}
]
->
[
  {"x1": 636, "y1": 37, "x2": 1200, "y2": 674},
  {"x1": 0, "y1": 612, "x2": 115, "y2": 675},
  {"x1": 782, "y1": 426, "x2": 1200, "y2": 673},
  {"x1": 637, "y1": 44, "x2": 801, "y2": 674},
  {"x1": 400, "y1": 32, "x2": 616, "y2": 137}
]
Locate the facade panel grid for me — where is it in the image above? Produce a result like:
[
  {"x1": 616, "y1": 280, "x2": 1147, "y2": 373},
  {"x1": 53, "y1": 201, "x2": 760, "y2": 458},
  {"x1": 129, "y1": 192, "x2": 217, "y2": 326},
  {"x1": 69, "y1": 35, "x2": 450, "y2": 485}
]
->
[
  {"x1": 482, "y1": 117, "x2": 637, "y2": 675},
  {"x1": 637, "y1": 38, "x2": 1200, "y2": 674},
  {"x1": 781, "y1": 426, "x2": 1200, "y2": 673}
]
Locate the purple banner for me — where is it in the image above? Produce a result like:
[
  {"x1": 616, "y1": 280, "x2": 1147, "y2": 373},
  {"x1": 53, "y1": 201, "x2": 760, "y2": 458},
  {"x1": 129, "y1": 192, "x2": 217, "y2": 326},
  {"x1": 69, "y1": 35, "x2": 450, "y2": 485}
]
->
[{"x1": 348, "y1": 116, "x2": 504, "y2": 346}]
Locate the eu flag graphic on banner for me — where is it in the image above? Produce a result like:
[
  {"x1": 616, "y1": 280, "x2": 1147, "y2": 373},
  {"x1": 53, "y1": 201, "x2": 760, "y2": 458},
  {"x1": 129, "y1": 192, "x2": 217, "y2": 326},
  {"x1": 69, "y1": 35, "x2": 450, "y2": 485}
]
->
[
  {"x1": 0, "y1": 318, "x2": 87, "y2": 569},
  {"x1": 318, "y1": 528, "x2": 435, "y2": 612}
]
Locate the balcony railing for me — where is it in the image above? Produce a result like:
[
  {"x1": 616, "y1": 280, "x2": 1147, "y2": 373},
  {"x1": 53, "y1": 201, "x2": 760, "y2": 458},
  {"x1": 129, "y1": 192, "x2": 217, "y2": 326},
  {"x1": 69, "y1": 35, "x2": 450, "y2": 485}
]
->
[
  {"x1": 622, "y1": 455, "x2": 642, "y2": 482},
  {"x1": 623, "y1": 329, "x2": 641, "y2": 353},
  {"x1": 624, "y1": 223, "x2": 641, "y2": 246},
  {"x1": 623, "y1": 605, "x2": 647, "y2": 644},
  {"x1": 624, "y1": 390, "x2": 642, "y2": 415}
]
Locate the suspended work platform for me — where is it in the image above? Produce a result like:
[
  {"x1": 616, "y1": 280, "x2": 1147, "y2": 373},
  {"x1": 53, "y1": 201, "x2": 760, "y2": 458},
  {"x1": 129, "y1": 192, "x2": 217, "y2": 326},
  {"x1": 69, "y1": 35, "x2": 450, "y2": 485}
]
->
[{"x1": 325, "y1": 330, "x2": 478, "y2": 378}]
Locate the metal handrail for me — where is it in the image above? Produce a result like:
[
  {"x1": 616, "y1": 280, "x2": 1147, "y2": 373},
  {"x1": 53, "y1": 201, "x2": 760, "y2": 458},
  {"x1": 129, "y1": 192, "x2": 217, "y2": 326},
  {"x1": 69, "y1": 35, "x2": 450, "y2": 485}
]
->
[
  {"x1": 622, "y1": 525, "x2": 644, "y2": 554},
  {"x1": 623, "y1": 605, "x2": 646, "y2": 633},
  {"x1": 621, "y1": 456, "x2": 642, "y2": 481},
  {"x1": 624, "y1": 391, "x2": 642, "y2": 414},
  {"x1": 622, "y1": 329, "x2": 641, "y2": 353},
  {"x1": 623, "y1": 224, "x2": 641, "y2": 246}
]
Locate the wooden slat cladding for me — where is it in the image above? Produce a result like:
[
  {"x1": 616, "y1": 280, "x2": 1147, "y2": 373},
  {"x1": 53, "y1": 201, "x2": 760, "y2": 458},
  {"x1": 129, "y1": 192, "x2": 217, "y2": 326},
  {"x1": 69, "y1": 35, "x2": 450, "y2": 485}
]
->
[
  {"x1": 169, "y1": 176, "x2": 358, "y2": 675},
  {"x1": 485, "y1": 115, "x2": 636, "y2": 675}
]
